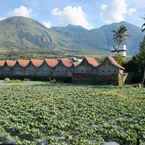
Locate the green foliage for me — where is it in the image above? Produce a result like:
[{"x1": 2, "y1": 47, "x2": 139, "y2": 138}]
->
[
  {"x1": 114, "y1": 54, "x2": 125, "y2": 65},
  {"x1": 0, "y1": 82, "x2": 144, "y2": 144},
  {"x1": 136, "y1": 36, "x2": 145, "y2": 66},
  {"x1": 125, "y1": 36, "x2": 145, "y2": 83}
]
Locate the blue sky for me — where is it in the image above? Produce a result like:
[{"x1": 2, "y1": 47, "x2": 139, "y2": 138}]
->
[{"x1": 0, "y1": 0, "x2": 145, "y2": 29}]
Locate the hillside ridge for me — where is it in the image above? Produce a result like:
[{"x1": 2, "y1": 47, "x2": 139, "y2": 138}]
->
[{"x1": 0, "y1": 16, "x2": 143, "y2": 56}]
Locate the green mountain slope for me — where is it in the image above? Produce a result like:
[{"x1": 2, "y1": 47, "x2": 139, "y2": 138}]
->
[
  {"x1": 0, "y1": 16, "x2": 53, "y2": 52},
  {"x1": 49, "y1": 25, "x2": 108, "y2": 54},
  {"x1": 49, "y1": 23, "x2": 144, "y2": 55},
  {"x1": 0, "y1": 16, "x2": 144, "y2": 56}
]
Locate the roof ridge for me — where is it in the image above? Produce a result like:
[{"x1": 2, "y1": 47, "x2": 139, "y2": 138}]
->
[{"x1": 0, "y1": 57, "x2": 125, "y2": 70}]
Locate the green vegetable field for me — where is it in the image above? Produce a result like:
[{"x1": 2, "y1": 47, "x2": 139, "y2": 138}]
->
[{"x1": 0, "y1": 81, "x2": 145, "y2": 145}]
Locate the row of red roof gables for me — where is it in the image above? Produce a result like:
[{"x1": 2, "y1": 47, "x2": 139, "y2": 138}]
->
[{"x1": 0, "y1": 56, "x2": 124, "y2": 70}]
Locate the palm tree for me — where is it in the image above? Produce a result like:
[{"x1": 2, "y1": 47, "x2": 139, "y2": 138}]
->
[
  {"x1": 112, "y1": 25, "x2": 128, "y2": 53},
  {"x1": 141, "y1": 17, "x2": 145, "y2": 32}
]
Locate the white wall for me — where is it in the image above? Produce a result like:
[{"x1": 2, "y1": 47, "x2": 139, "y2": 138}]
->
[
  {"x1": 12, "y1": 64, "x2": 25, "y2": 77},
  {"x1": 1, "y1": 66, "x2": 12, "y2": 77},
  {"x1": 36, "y1": 63, "x2": 52, "y2": 77},
  {"x1": 53, "y1": 65, "x2": 72, "y2": 77},
  {"x1": 97, "y1": 63, "x2": 118, "y2": 76},
  {"x1": 74, "y1": 63, "x2": 93, "y2": 74},
  {"x1": 24, "y1": 64, "x2": 36, "y2": 77}
]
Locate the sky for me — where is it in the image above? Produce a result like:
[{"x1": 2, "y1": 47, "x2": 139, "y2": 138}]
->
[{"x1": 0, "y1": 0, "x2": 145, "y2": 29}]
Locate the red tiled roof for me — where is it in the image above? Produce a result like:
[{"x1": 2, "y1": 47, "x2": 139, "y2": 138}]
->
[
  {"x1": 6, "y1": 60, "x2": 16, "y2": 67},
  {"x1": 18, "y1": 59, "x2": 30, "y2": 68},
  {"x1": 106, "y1": 56, "x2": 125, "y2": 70},
  {"x1": 85, "y1": 57, "x2": 100, "y2": 67},
  {"x1": 45, "y1": 58, "x2": 59, "y2": 68},
  {"x1": 0, "y1": 60, "x2": 5, "y2": 67},
  {"x1": 0, "y1": 57, "x2": 125, "y2": 70},
  {"x1": 31, "y1": 59, "x2": 44, "y2": 67},
  {"x1": 61, "y1": 58, "x2": 73, "y2": 68}
]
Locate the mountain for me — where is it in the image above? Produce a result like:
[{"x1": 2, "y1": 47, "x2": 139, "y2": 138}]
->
[
  {"x1": 49, "y1": 22, "x2": 144, "y2": 55},
  {"x1": 0, "y1": 16, "x2": 144, "y2": 56},
  {"x1": 0, "y1": 16, "x2": 53, "y2": 52},
  {"x1": 49, "y1": 25, "x2": 107, "y2": 54},
  {"x1": 96, "y1": 21, "x2": 144, "y2": 54}
]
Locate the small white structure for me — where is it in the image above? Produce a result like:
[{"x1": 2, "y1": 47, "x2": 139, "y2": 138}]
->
[
  {"x1": 111, "y1": 45, "x2": 127, "y2": 57},
  {"x1": 120, "y1": 45, "x2": 127, "y2": 57},
  {"x1": 101, "y1": 141, "x2": 120, "y2": 145}
]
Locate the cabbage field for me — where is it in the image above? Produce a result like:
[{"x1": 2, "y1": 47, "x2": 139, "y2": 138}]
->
[{"x1": 0, "y1": 81, "x2": 145, "y2": 145}]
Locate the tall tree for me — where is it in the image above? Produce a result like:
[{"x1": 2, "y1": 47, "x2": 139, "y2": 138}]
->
[
  {"x1": 141, "y1": 17, "x2": 145, "y2": 32},
  {"x1": 138, "y1": 19, "x2": 145, "y2": 85},
  {"x1": 126, "y1": 17, "x2": 145, "y2": 84},
  {"x1": 112, "y1": 25, "x2": 128, "y2": 53}
]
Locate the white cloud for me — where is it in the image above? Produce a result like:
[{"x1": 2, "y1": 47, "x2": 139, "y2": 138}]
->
[
  {"x1": 0, "y1": 17, "x2": 6, "y2": 21},
  {"x1": 42, "y1": 21, "x2": 52, "y2": 28},
  {"x1": 52, "y1": 8, "x2": 62, "y2": 16},
  {"x1": 101, "y1": 4, "x2": 108, "y2": 11},
  {"x1": 13, "y1": 5, "x2": 32, "y2": 17},
  {"x1": 128, "y1": 8, "x2": 136, "y2": 16},
  {"x1": 100, "y1": 0, "x2": 127, "y2": 23},
  {"x1": 51, "y1": 6, "x2": 92, "y2": 29}
]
